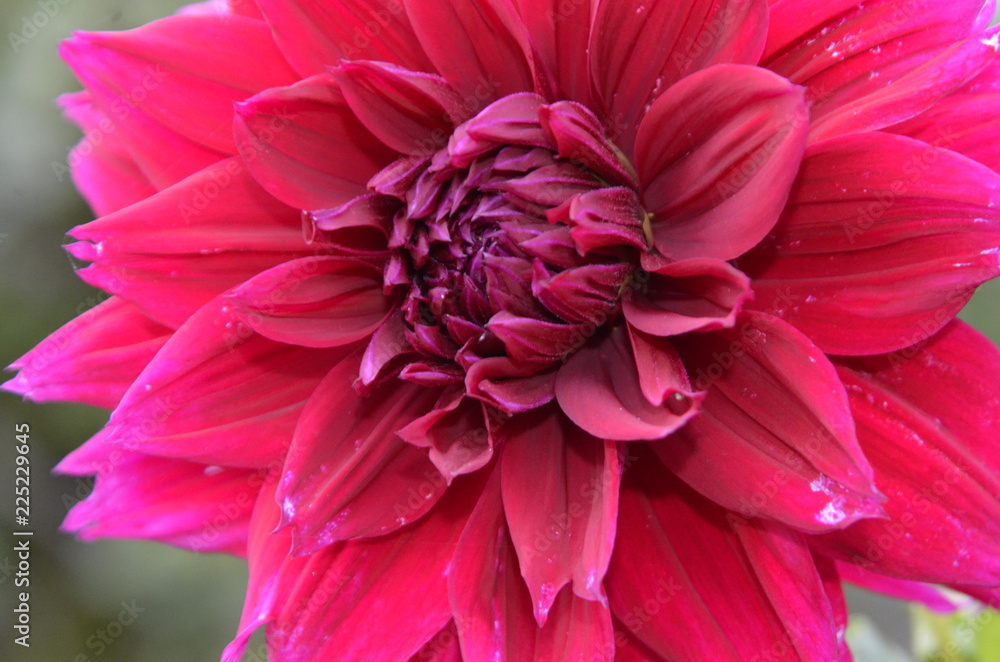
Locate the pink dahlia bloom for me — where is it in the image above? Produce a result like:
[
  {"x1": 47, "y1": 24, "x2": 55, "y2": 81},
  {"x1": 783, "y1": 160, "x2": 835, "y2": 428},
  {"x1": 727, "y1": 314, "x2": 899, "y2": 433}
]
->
[{"x1": 9, "y1": 0, "x2": 1000, "y2": 658}]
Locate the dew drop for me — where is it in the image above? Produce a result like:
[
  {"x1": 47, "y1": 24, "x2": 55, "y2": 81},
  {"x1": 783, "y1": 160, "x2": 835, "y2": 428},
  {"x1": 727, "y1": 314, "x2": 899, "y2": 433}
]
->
[{"x1": 666, "y1": 392, "x2": 691, "y2": 416}]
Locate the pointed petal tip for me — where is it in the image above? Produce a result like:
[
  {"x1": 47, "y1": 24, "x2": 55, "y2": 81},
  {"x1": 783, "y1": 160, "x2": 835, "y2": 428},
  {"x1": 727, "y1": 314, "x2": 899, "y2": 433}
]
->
[{"x1": 1, "y1": 375, "x2": 28, "y2": 397}]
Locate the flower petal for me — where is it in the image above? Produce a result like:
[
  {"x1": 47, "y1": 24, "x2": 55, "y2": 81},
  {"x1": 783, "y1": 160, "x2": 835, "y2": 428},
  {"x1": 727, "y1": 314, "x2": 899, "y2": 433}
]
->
[
  {"x1": 332, "y1": 61, "x2": 473, "y2": 155},
  {"x1": 255, "y1": 0, "x2": 433, "y2": 77},
  {"x1": 836, "y1": 562, "x2": 959, "y2": 613},
  {"x1": 234, "y1": 73, "x2": 398, "y2": 211},
  {"x1": 279, "y1": 350, "x2": 445, "y2": 552},
  {"x1": 397, "y1": 391, "x2": 495, "y2": 481},
  {"x1": 763, "y1": 0, "x2": 995, "y2": 142},
  {"x1": 591, "y1": 0, "x2": 768, "y2": 148},
  {"x1": 226, "y1": 256, "x2": 394, "y2": 348},
  {"x1": 63, "y1": 451, "x2": 262, "y2": 556},
  {"x1": 3, "y1": 298, "x2": 169, "y2": 409},
  {"x1": 102, "y1": 298, "x2": 347, "y2": 468},
  {"x1": 57, "y1": 92, "x2": 158, "y2": 215},
  {"x1": 813, "y1": 323, "x2": 1000, "y2": 585},
  {"x1": 535, "y1": 586, "x2": 616, "y2": 661},
  {"x1": 636, "y1": 64, "x2": 809, "y2": 261},
  {"x1": 607, "y1": 451, "x2": 843, "y2": 661},
  {"x1": 68, "y1": 157, "x2": 312, "y2": 328},
  {"x1": 230, "y1": 473, "x2": 484, "y2": 662},
  {"x1": 500, "y1": 407, "x2": 620, "y2": 624},
  {"x1": 660, "y1": 312, "x2": 884, "y2": 532},
  {"x1": 890, "y1": 78, "x2": 1000, "y2": 172},
  {"x1": 411, "y1": 623, "x2": 463, "y2": 662},
  {"x1": 738, "y1": 132, "x2": 1000, "y2": 356},
  {"x1": 555, "y1": 325, "x2": 701, "y2": 441},
  {"x1": 514, "y1": 0, "x2": 595, "y2": 105},
  {"x1": 808, "y1": 36, "x2": 997, "y2": 143},
  {"x1": 403, "y1": 0, "x2": 535, "y2": 106},
  {"x1": 449, "y1": 466, "x2": 537, "y2": 660},
  {"x1": 624, "y1": 258, "x2": 752, "y2": 337},
  {"x1": 60, "y1": 14, "x2": 297, "y2": 160}
]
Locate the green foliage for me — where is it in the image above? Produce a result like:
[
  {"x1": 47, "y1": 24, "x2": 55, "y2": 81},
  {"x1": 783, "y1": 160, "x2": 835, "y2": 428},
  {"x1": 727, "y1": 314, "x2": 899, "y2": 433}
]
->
[{"x1": 912, "y1": 603, "x2": 1000, "y2": 662}]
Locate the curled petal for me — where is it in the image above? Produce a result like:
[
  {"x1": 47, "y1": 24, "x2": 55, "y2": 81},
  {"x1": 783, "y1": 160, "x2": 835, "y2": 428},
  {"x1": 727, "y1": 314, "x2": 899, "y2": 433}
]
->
[
  {"x1": 624, "y1": 258, "x2": 752, "y2": 337},
  {"x1": 227, "y1": 257, "x2": 394, "y2": 348},
  {"x1": 555, "y1": 325, "x2": 701, "y2": 441},
  {"x1": 398, "y1": 390, "x2": 495, "y2": 481},
  {"x1": 637, "y1": 64, "x2": 809, "y2": 261}
]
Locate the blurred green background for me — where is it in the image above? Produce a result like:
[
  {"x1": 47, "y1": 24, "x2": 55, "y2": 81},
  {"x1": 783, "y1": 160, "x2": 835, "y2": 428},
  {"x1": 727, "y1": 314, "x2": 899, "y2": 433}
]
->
[{"x1": 0, "y1": 1, "x2": 998, "y2": 661}]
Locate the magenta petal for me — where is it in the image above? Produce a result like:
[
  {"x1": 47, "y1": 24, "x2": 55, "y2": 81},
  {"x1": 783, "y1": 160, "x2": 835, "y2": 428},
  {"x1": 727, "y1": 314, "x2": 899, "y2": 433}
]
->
[
  {"x1": 403, "y1": 0, "x2": 535, "y2": 105},
  {"x1": 562, "y1": 187, "x2": 648, "y2": 254},
  {"x1": 397, "y1": 390, "x2": 494, "y2": 481},
  {"x1": 4, "y1": 298, "x2": 169, "y2": 409},
  {"x1": 231, "y1": 474, "x2": 484, "y2": 662},
  {"x1": 63, "y1": 451, "x2": 261, "y2": 556},
  {"x1": 836, "y1": 562, "x2": 959, "y2": 613},
  {"x1": 661, "y1": 312, "x2": 884, "y2": 532},
  {"x1": 607, "y1": 452, "x2": 843, "y2": 661},
  {"x1": 449, "y1": 466, "x2": 537, "y2": 660},
  {"x1": 514, "y1": 0, "x2": 594, "y2": 105},
  {"x1": 411, "y1": 623, "x2": 463, "y2": 662},
  {"x1": 67, "y1": 157, "x2": 312, "y2": 328},
  {"x1": 813, "y1": 326, "x2": 1000, "y2": 585},
  {"x1": 57, "y1": 92, "x2": 157, "y2": 215},
  {"x1": 627, "y1": 327, "x2": 697, "y2": 407},
  {"x1": 234, "y1": 73, "x2": 398, "y2": 211},
  {"x1": 539, "y1": 101, "x2": 637, "y2": 187},
  {"x1": 255, "y1": 0, "x2": 433, "y2": 77},
  {"x1": 636, "y1": 64, "x2": 809, "y2": 261},
  {"x1": 332, "y1": 61, "x2": 471, "y2": 155},
  {"x1": 624, "y1": 258, "x2": 752, "y2": 337},
  {"x1": 590, "y1": 0, "x2": 768, "y2": 148},
  {"x1": 102, "y1": 298, "x2": 347, "y2": 468},
  {"x1": 892, "y1": 53, "x2": 1000, "y2": 171},
  {"x1": 764, "y1": 0, "x2": 994, "y2": 142},
  {"x1": 279, "y1": 351, "x2": 445, "y2": 552},
  {"x1": 226, "y1": 257, "x2": 393, "y2": 348},
  {"x1": 555, "y1": 326, "x2": 701, "y2": 441},
  {"x1": 738, "y1": 132, "x2": 1000, "y2": 356},
  {"x1": 808, "y1": 36, "x2": 997, "y2": 142},
  {"x1": 535, "y1": 586, "x2": 616, "y2": 661},
  {"x1": 500, "y1": 407, "x2": 620, "y2": 624},
  {"x1": 61, "y1": 15, "x2": 296, "y2": 155}
]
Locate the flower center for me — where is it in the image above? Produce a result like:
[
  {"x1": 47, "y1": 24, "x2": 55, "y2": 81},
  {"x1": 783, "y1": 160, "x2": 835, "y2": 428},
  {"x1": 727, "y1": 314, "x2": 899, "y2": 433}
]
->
[{"x1": 368, "y1": 94, "x2": 650, "y2": 411}]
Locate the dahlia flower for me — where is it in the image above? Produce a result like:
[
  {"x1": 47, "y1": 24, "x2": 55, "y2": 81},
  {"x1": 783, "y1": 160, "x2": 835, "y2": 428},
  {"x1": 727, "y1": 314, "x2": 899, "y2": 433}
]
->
[{"x1": 8, "y1": 0, "x2": 1000, "y2": 659}]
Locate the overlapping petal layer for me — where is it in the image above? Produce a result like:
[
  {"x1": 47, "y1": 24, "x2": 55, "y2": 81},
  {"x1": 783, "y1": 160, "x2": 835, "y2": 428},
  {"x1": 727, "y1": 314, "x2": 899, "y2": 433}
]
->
[{"x1": 9, "y1": 1, "x2": 1000, "y2": 661}]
